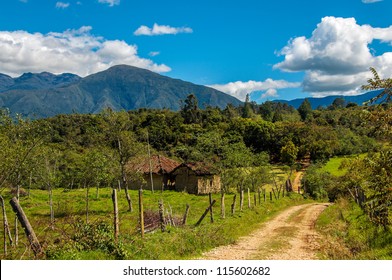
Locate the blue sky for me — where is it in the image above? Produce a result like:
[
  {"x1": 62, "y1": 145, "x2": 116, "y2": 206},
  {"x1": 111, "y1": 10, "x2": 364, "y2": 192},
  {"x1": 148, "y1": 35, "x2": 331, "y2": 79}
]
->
[{"x1": 0, "y1": 0, "x2": 391, "y2": 102}]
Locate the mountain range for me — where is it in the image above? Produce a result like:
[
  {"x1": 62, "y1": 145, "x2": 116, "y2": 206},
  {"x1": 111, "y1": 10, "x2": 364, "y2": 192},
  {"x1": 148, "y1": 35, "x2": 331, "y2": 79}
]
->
[
  {"x1": 0, "y1": 65, "x2": 382, "y2": 119},
  {"x1": 273, "y1": 90, "x2": 382, "y2": 109},
  {"x1": 0, "y1": 65, "x2": 241, "y2": 118}
]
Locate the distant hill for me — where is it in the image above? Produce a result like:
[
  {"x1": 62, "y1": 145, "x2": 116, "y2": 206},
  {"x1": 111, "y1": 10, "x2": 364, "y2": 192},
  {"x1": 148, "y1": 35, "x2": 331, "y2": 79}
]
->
[
  {"x1": 0, "y1": 65, "x2": 241, "y2": 118},
  {"x1": 273, "y1": 90, "x2": 383, "y2": 109}
]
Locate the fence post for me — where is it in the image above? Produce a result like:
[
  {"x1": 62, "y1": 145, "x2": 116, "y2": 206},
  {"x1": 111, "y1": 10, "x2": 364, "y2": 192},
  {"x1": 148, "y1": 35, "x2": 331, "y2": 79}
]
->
[
  {"x1": 240, "y1": 189, "x2": 244, "y2": 211},
  {"x1": 221, "y1": 192, "x2": 225, "y2": 219},
  {"x1": 247, "y1": 188, "x2": 251, "y2": 209},
  {"x1": 138, "y1": 189, "x2": 144, "y2": 238},
  {"x1": 209, "y1": 193, "x2": 214, "y2": 223},
  {"x1": 231, "y1": 194, "x2": 237, "y2": 215},
  {"x1": 9, "y1": 197, "x2": 42, "y2": 256},
  {"x1": 111, "y1": 189, "x2": 119, "y2": 243},
  {"x1": 182, "y1": 204, "x2": 190, "y2": 225},
  {"x1": 159, "y1": 199, "x2": 165, "y2": 232},
  {"x1": 195, "y1": 200, "x2": 216, "y2": 226}
]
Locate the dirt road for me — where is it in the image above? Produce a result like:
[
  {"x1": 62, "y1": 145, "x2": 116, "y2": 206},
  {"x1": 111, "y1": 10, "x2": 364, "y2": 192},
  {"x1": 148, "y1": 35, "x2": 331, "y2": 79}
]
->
[{"x1": 199, "y1": 203, "x2": 330, "y2": 260}]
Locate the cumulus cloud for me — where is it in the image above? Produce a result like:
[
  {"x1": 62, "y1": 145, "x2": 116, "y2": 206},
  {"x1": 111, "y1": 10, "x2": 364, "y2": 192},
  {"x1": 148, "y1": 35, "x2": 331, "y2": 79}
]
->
[
  {"x1": 56, "y1": 2, "x2": 70, "y2": 9},
  {"x1": 274, "y1": 16, "x2": 392, "y2": 96},
  {"x1": 0, "y1": 26, "x2": 170, "y2": 77},
  {"x1": 134, "y1": 23, "x2": 193, "y2": 36},
  {"x1": 98, "y1": 0, "x2": 120, "y2": 7},
  {"x1": 362, "y1": 0, "x2": 382, "y2": 3},
  {"x1": 208, "y1": 79, "x2": 300, "y2": 101}
]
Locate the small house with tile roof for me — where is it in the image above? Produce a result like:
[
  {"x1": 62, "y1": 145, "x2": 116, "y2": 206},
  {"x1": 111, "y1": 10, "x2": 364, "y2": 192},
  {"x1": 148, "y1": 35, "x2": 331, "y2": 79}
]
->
[
  {"x1": 171, "y1": 162, "x2": 221, "y2": 195},
  {"x1": 126, "y1": 155, "x2": 180, "y2": 191}
]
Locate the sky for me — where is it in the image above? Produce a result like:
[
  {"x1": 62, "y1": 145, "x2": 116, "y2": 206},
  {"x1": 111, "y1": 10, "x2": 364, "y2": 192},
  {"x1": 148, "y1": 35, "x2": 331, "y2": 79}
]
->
[{"x1": 0, "y1": 0, "x2": 391, "y2": 102}]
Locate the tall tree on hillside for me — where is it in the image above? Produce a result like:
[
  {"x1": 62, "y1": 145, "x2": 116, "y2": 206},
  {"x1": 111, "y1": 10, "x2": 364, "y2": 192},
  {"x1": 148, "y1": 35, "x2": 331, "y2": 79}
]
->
[
  {"x1": 297, "y1": 98, "x2": 312, "y2": 121},
  {"x1": 181, "y1": 94, "x2": 201, "y2": 124},
  {"x1": 242, "y1": 94, "x2": 254, "y2": 118},
  {"x1": 362, "y1": 67, "x2": 392, "y2": 104}
]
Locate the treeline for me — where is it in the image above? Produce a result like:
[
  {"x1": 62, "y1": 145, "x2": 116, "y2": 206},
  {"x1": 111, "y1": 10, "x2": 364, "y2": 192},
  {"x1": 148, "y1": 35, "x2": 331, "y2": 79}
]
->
[{"x1": 0, "y1": 92, "x2": 385, "y2": 194}]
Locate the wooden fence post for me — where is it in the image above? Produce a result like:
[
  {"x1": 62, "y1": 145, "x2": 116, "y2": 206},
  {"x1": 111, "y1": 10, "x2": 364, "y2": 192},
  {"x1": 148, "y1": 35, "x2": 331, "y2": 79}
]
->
[
  {"x1": 258, "y1": 188, "x2": 261, "y2": 205},
  {"x1": 270, "y1": 191, "x2": 272, "y2": 201},
  {"x1": 221, "y1": 192, "x2": 225, "y2": 219},
  {"x1": 138, "y1": 189, "x2": 144, "y2": 238},
  {"x1": 254, "y1": 193, "x2": 257, "y2": 207},
  {"x1": 0, "y1": 195, "x2": 13, "y2": 256},
  {"x1": 9, "y1": 197, "x2": 42, "y2": 256},
  {"x1": 231, "y1": 194, "x2": 237, "y2": 215},
  {"x1": 247, "y1": 188, "x2": 251, "y2": 209},
  {"x1": 159, "y1": 200, "x2": 165, "y2": 232},
  {"x1": 182, "y1": 204, "x2": 190, "y2": 225},
  {"x1": 209, "y1": 193, "x2": 214, "y2": 223},
  {"x1": 240, "y1": 189, "x2": 244, "y2": 211},
  {"x1": 195, "y1": 200, "x2": 216, "y2": 226},
  {"x1": 111, "y1": 189, "x2": 119, "y2": 243}
]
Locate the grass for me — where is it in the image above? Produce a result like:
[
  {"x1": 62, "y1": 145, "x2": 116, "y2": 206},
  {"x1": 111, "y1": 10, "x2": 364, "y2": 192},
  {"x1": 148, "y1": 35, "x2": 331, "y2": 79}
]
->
[
  {"x1": 316, "y1": 198, "x2": 392, "y2": 259},
  {"x1": 0, "y1": 186, "x2": 307, "y2": 260},
  {"x1": 320, "y1": 154, "x2": 367, "y2": 177}
]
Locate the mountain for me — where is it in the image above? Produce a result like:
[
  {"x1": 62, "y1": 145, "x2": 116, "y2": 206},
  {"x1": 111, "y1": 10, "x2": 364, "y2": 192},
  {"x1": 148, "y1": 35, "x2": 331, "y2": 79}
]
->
[
  {"x1": 0, "y1": 72, "x2": 81, "y2": 92},
  {"x1": 273, "y1": 90, "x2": 383, "y2": 109},
  {"x1": 0, "y1": 65, "x2": 241, "y2": 118}
]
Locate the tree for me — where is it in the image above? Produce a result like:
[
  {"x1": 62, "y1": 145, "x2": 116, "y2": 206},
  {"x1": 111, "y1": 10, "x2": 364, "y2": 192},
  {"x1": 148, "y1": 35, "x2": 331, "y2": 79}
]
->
[
  {"x1": 297, "y1": 98, "x2": 312, "y2": 121},
  {"x1": 242, "y1": 94, "x2": 254, "y2": 118},
  {"x1": 361, "y1": 67, "x2": 392, "y2": 104},
  {"x1": 181, "y1": 94, "x2": 201, "y2": 124},
  {"x1": 280, "y1": 140, "x2": 299, "y2": 165}
]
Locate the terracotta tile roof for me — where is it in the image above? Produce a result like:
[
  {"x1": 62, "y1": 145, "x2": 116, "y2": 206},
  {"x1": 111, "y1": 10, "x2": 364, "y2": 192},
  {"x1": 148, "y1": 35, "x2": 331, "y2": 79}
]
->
[{"x1": 127, "y1": 155, "x2": 181, "y2": 175}]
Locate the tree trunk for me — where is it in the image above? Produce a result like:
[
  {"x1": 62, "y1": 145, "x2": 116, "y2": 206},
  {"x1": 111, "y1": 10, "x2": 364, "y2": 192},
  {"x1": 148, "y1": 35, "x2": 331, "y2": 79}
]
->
[{"x1": 9, "y1": 197, "x2": 42, "y2": 256}]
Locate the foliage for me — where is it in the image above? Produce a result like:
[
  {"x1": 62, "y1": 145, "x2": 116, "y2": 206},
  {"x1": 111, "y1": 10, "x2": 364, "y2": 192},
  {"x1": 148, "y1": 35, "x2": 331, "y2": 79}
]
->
[{"x1": 361, "y1": 67, "x2": 392, "y2": 104}]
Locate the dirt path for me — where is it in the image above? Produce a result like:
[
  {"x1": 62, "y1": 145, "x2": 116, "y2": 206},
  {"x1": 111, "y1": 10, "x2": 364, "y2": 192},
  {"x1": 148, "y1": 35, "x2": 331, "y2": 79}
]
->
[
  {"x1": 199, "y1": 203, "x2": 330, "y2": 260},
  {"x1": 292, "y1": 171, "x2": 304, "y2": 193}
]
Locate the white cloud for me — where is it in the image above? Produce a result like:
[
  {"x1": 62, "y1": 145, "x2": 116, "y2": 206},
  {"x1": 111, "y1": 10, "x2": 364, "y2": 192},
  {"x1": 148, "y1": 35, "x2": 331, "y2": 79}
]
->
[
  {"x1": 134, "y1": 23, "x2": 193, "y2": 36},
  {"x1": 208, "y1": 79, "x2": 300, "y2": 101},
  {"x1": 98, "y1": 0, "x2": 120, "y2": 7},
  {"x1": 362, "y1": 0, "x2": 383, "y2": 3},
  {"x1": 0, "y1": 26, "x2": 171, "y2": 77},
  {"x1": 149, "y1": 51, "x2": 160, "y2": 57},
  {"x1": 261, "y1": 88, "x2": 278, "y2": 99},
  {"x1": 56, "y1": 2, "x2": 70, "y2": 9},
  {"x1": 274, "y1": 16, "x2": 392, "y2": 96}
]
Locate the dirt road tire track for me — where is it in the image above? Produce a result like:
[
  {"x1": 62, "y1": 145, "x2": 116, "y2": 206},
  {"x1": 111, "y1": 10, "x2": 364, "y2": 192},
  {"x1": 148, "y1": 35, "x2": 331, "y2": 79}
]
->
[{"x1": 199, "y1": 203, "x2": 330, "y2": 260}]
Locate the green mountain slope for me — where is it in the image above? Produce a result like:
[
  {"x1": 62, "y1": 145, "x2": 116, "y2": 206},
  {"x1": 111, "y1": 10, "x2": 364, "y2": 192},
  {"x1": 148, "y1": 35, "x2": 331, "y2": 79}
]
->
[{"x1": 0, "y1": 65, "x2": 241, "y2": 118}]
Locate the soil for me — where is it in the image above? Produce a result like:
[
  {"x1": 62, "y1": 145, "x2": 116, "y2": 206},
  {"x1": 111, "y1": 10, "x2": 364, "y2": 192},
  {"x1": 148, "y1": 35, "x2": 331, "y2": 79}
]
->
[{"x1": 199, "y1": 203, "x2": 330, "y2": 260}]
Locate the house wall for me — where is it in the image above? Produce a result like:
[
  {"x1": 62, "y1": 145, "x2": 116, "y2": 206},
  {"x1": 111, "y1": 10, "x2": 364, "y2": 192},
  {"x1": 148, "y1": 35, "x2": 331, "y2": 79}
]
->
[
  {"x1": 197, "y1": 175, "x2": 221, "y2": 194},
  {"x1": 174, "y1": 167, "x2": 199, "y2": 194},
  {"x1": 174, "y1": 167, "x2": 221, "y2": 194},
  {"x1": 129, "y1": 174, "x2": 163, "y2": 191}
]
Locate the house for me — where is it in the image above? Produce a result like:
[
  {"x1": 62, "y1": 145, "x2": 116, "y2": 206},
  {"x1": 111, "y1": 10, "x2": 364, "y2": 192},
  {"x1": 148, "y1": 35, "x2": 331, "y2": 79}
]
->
[
  {"x1": 126, "y1": 155, "x2": 180, "y2": 191},
  {"x1": 171, "y1": 162, "x2": 221, "y2": 195}
]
